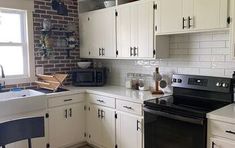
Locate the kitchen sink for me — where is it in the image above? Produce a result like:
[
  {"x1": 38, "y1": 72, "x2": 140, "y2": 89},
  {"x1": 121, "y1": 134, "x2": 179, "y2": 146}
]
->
[
  {"x1": 0, "y1": 89, "x2": 45, "y2": 101},
  {"x1": 0, "y1": 89, "x2": 47, "y2": 119}
]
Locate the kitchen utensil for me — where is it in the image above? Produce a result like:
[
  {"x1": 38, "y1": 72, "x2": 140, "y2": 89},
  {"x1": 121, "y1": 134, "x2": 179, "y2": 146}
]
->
[
  {"x1": 152, "y1": 68, "x2": 164, "y2": 94},
  {"x1": 77, "y1": 62, "x2": 91, "y2": 69}
]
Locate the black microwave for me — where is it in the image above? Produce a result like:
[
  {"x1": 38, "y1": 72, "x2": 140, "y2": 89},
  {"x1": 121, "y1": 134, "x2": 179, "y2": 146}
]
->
[{"x1": 72, "y1": 68, "x2": 106, "y2": 86}]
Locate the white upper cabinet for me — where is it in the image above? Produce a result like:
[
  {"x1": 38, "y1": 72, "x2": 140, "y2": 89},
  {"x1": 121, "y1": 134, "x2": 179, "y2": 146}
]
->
[
  {"x1": 155, "y1": 0, "x2": 183, "y2": 34},
  {"x1": 155, "y1": 0, "x2": 229, "y2": 35},
  {"x1": 193, "y1": 0, "x2": 228, "y2": 30},
  {"x1": 117, "y1": 1, "x2": 155, "y2": 59},
  {"x1": 79, "y1": 7, "x2": 116, "y2": 59}
]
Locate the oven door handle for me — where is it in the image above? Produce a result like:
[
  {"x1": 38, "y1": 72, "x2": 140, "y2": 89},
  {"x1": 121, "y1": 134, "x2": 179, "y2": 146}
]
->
[{"x1": 144, "y1": 107, "x2": 204, "y2": 125}]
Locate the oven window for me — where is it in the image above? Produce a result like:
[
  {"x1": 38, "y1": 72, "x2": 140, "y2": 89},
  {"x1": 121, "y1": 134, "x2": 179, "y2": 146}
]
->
[
  {"x1": 144, "y1": 111, "x2": 206, "y2": 148},
  {"x1": 76, "y1": 72, "x2": 94, "y2": 83}
]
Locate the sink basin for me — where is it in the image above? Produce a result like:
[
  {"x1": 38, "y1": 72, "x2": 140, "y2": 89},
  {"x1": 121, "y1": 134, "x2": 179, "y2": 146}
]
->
[
  {"x1": 0, "y1": 89, "x2": 45, "y2": 101},
  {"x1": 0, "y1": 89, "x2": 47, "y2": 119}
]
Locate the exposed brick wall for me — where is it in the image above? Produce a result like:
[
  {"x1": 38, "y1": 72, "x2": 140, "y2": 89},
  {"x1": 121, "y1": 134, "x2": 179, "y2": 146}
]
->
[
  {"x1": 33, "y1": 0, "x2": 80, "y2": 85},
  {"x1": 3, "y1": 0, "x2": 80, "y2": 89}
]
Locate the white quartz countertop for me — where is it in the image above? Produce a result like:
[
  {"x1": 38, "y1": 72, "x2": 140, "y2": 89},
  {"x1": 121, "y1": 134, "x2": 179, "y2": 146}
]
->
[
  {"x1": 207, "y1": 103, "x2": 235, "y2": 124},
  {"x1": 47, "y1": 85, "x2": 171, "y2": 103}
]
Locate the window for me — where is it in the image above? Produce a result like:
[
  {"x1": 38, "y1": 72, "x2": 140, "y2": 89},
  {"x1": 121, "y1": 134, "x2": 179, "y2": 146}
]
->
[{"x1": 0, "y1": 6, "x2": 35, "y2": 84}]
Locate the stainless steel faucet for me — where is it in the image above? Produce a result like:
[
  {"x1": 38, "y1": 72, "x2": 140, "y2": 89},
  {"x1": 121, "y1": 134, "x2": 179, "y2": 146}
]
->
[{"x1": 0, "y1": 64, "x2": 5, "y2": 78}]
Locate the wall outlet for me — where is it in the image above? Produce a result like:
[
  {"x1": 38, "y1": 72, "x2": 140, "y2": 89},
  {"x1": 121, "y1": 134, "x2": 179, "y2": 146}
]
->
[{"x1": 36, "y1": 67, "x2": 44, "y2": 75}]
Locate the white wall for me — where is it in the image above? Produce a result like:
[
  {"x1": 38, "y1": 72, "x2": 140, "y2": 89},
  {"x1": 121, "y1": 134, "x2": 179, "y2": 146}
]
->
[{"x1": 99, "y1": 30, "x2": 234, "y2": 86}]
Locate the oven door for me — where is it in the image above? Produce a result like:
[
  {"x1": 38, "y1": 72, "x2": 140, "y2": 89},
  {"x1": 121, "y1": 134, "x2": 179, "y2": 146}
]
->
[{"x1": 144, "y1": 107, "x2": 207, "y2": 148}]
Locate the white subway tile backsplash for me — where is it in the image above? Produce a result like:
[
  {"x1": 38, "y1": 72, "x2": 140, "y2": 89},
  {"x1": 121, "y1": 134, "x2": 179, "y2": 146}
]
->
[
  {"x1": 188, "y1": 48, "x2": 211, "y2": 55},
  {"x1": 211, "y1": 48, "x2": 230, "y2": 54},
  {"x1": 200, "y1": 41, "x2": 226, "y2": 48},
  {"x1": 178, "y1": 68, "x2": 200, "y2": 75},
  {"x1": 99, "y1": 30, "x2": 234, "y2": 86},
  {"x1": 199, "y1": 68, "x2": 225, "y2": 76}
]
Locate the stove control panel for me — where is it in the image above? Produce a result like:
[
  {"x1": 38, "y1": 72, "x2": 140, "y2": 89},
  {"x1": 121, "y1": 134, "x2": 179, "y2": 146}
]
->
[{"x1": 172, "y1": 74, "x2": 232, "y2": 93}]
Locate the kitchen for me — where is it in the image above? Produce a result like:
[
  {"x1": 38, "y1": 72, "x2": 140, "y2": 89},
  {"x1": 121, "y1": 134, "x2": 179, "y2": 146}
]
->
[{"x1": 0, "y1": 0, "x2": 235, "y2": 148}]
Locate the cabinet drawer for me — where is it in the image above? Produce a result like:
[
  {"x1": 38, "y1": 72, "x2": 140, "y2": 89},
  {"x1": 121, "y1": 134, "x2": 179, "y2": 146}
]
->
[
  {"x1": 87, "y1": 94, "x2": 115, "y2": 108},
  {"x1": 209, "y1": 120, "x2": 235, "y2": 141},
  {"x1": 116, "y1": 99, "x2": 142, "y2": 116},
  {"x1": 48, "y1": 93, "x2": 85, "y2": 108}
]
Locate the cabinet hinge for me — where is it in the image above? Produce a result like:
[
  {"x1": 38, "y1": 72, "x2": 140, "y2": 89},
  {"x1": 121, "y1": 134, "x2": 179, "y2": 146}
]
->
[
  {"x1": 115, "y1": 144, "x2": 118, "y2": 148},
  {"x1": 153, "y1": 50, "x2": 156, "y2": 56},
  {"x1": 116, "y1": 50, "x2": 119, "y2": 56},
  {"x1": 115, "y1": 113, "x2": 117, "y2": 119},
  {"x1": 115, "y1": 11, "x2": 118, "y2": 17},
  {"x1": 45, "y1": 113, "x2": 49, "y2": 118},
  {"x1": 227, "y1": 16, "x2": 231, "y2": 24},
  {"x1": 153, "y1": 4, "x2": 157, "y2": 10},
  {"x1": 46, "y1": 143, "x2": 50, "y2": 148},
  {"x1": 84, "y1": 105, "x2": 86, "y2": 111}
]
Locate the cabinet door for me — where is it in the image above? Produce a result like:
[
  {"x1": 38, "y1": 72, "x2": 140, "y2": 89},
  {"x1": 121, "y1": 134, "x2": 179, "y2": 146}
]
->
[
  {"x1": 155, "y1": 0, "x2": 183, "y2": 34},
  {"x1": 100, "y1": 8, "x2": 116, "y2": 58},
  {"x1": 79, "y1": 13, "x2": 91, "y2": 58},
  {"x1": 117, "y1": 4, "x2": 132, "y2": 58},
  {"x1": 89, "y1": 12, "x2": 100, "y2": 57},
  {"x1": 67, "y1": 103, "x2": 86, "y2": 144},
  {"x1": 87, "y1": 104, "x2": 103, "y2": 147},
  {"x1": 49, "y1": 105, "x2": 71, "y2": 148},
  {"x1": 193, "y1": 0, "x2": 228, "y2": 30},
  {"x1": 100, "y1": 106, "x2": 116, "y2": 148},
  {"x1": 210, "y1": 138, "x2": 235, "y2": 148},
  {"x1": 136, "y1": 1, "x2": 154, "y2": 58},
  {"x1": 116, "y1": 112, "x2": 143, "y2": 148},
  {"x1": 49, "y1": 103, "x2": 85, "y2": 148}
]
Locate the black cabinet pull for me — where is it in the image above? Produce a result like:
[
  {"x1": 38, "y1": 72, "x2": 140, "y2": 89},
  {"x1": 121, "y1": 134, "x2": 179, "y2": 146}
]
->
[
  {"x1": 133, "y1": 47, "x2": 137, "y2": 56},
  {"x1": 102, "y1": 48, "x2": 105, "y2": 56},
  {"x1": 182, "y1": 17, "x2": 186, "y2": 29},
  {"x1": 226, "y1": 130, "x2": 235, "y2": 135},
  {"x1": 101, "y1": 110, "x2": 105, "y2": 119},
  {"x1": 69, "y1": 108, "x2": 72, "y2": 117},
  {"x1": 65, "y1": 109, "x2": 68, "y2": 118},
  {"x1": 137, "y1": 120, "x2": 141, "y2": 131},
  {"x1": 130, "y1": 47, "x2": 133, "y2": 56},
  {"x1": 98, "y1": 109, "x2": 101, "y2": 118},
  {"x1": 97, "y1": 99, "x2": 104, "y2": 103},
  {"x1": 64, "y1": 99, "x2": 72, "y2": 102},
  {"x1": 99, "y1": 48, "x2": 102, "y2": 56},
  {"x1": 188, "y1": 16, "x2": 193, "y2": 28},
  {"x1": 123, "y1": 106, "x2": 133, "y2": 110}
]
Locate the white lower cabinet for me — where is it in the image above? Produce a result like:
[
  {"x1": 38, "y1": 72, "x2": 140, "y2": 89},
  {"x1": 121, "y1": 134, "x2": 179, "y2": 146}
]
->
[
  {"x1": 86, "y1": 104, "x2": 116, "y2": 148},
  {"x1": 116, "y1": 112, "x2": 143, "y2": 148},
  {"x1": 208, "y1": 119, "x2": 235, "y2": 148},
  {"x1": 210, "y1": 137, "x2": 235, "y2": 148},
  {"x1": 48, "y1": 94, "x2": 86, "y2": 148}
]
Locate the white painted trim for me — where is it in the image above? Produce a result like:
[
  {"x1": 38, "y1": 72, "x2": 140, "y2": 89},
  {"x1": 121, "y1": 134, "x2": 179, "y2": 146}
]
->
[
  {"x1": 0, "y1": 9, "x2": 35, "y2": 85},
  {"x1": 0, "y1": 0, "x2": 34, "y2": 11}
]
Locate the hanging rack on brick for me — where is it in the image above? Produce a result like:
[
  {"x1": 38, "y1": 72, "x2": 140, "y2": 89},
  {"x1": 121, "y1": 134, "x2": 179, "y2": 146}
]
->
[{"x1": 35, "y1": 74, "x2": 68, "y2": 92}]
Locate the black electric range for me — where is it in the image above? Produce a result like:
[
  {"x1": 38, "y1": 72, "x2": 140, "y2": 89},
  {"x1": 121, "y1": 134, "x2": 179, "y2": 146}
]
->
[{"x1": 144, "y1": 74, "x2": 234, "y2": 148}]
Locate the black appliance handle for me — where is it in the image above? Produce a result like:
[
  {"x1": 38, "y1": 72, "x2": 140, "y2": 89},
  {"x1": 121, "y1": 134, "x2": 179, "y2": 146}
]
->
[{"x1": 144, "y1": 107, "x2": 204, "y2": 125}]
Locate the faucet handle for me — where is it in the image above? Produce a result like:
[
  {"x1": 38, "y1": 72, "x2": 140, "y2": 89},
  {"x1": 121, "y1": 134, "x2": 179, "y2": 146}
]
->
[{"x1": 0, "y1": 80, "x2": 5, "y2": 91}]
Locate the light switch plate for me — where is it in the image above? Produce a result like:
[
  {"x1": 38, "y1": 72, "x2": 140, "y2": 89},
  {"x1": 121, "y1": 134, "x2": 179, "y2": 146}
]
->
[{"x1": 36, "y1": 67, "x2": 44, "y2": 75}]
